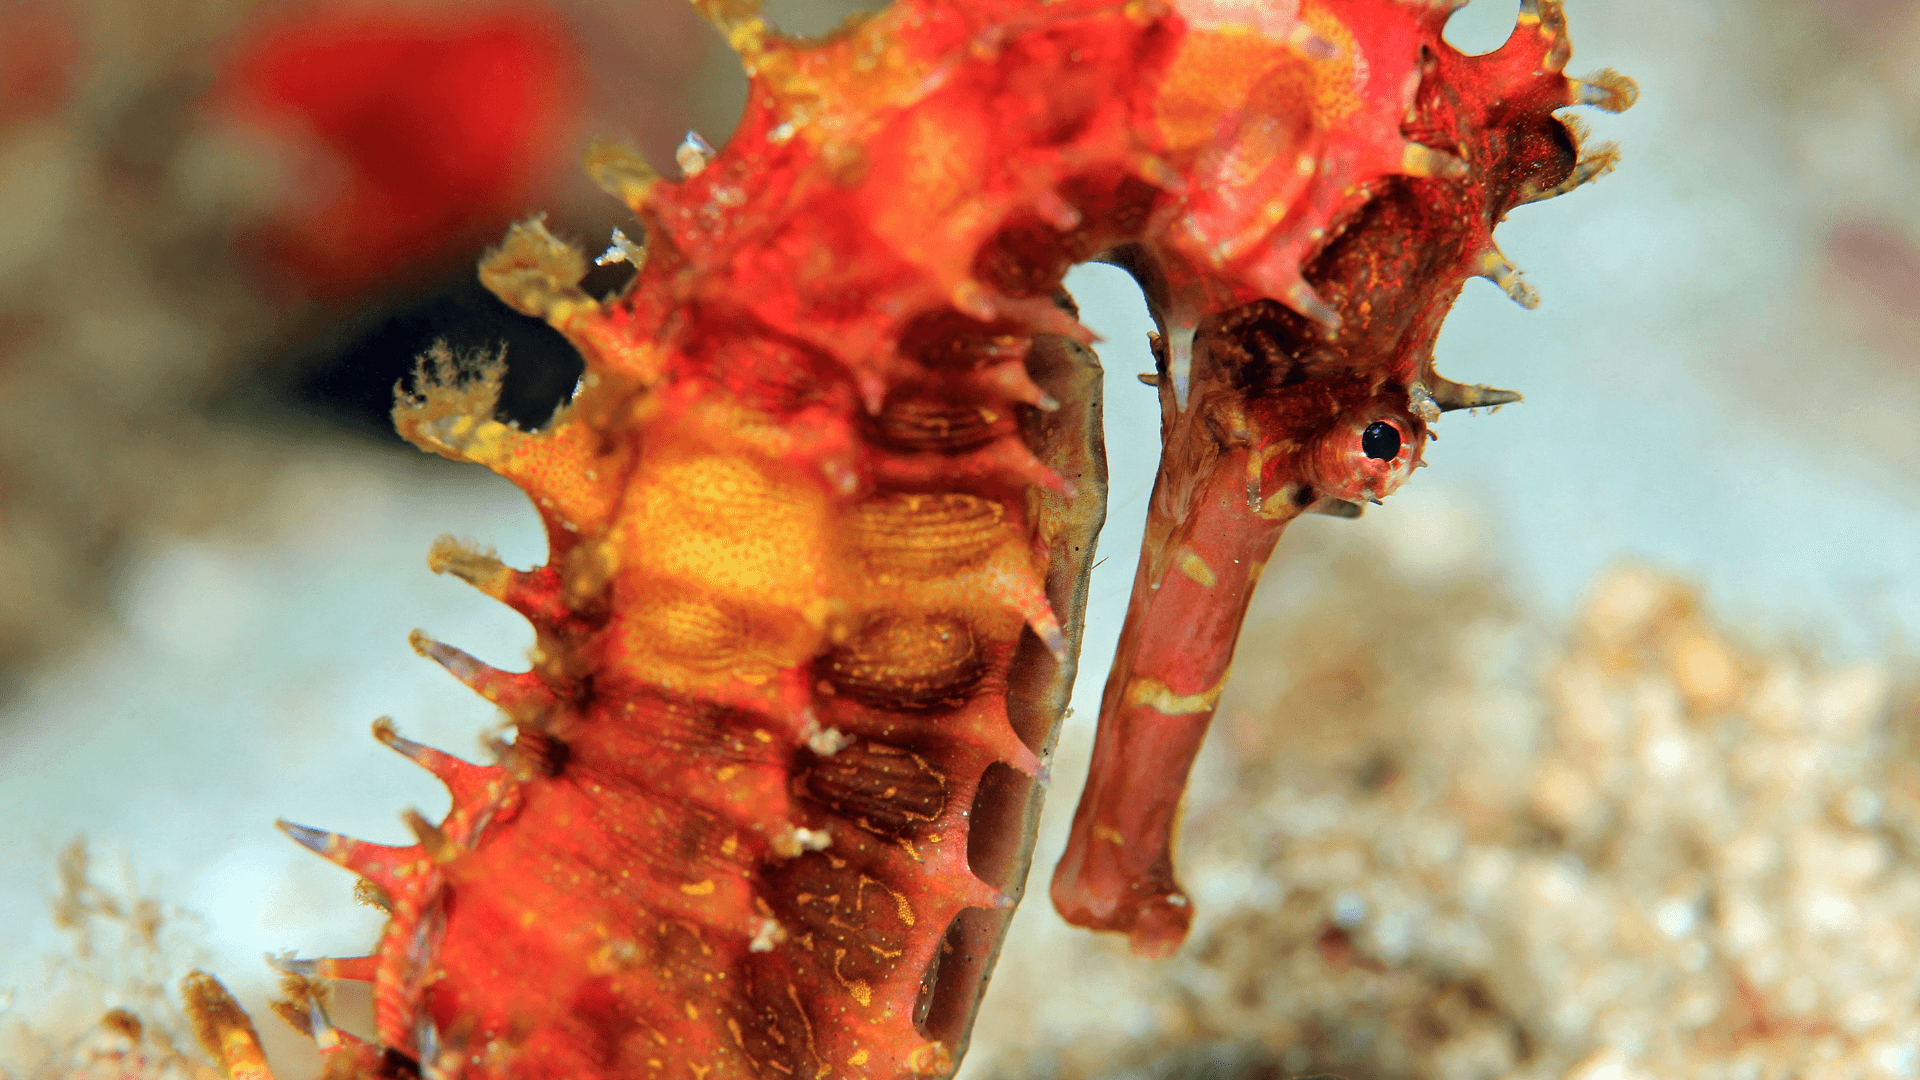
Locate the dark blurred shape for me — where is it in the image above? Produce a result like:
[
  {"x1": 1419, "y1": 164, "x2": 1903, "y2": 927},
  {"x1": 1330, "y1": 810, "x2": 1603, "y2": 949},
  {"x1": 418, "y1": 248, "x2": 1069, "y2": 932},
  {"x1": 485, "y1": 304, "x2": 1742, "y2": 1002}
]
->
[
  {"x1": 208, "y1": 1, "x2": 584, "y2": 301},
  {"x1": 279, "y1": 262, "x2": 636, "y2": 438}
]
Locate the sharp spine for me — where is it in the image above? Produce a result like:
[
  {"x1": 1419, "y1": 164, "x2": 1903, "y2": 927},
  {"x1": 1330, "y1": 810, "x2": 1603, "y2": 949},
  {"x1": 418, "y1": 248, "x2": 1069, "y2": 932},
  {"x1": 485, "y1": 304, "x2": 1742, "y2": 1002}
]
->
[
  {"x1": 1476, "y1": 247, "x2": 1541, "y2": 309},
  {"x1": 1033, "y1": 188, "x2": 1083, "y2": 231},
  {"x1": 971, "y1": 876, "x2": 1014, "y2": 909},
  {"x1": 1283, "y1": 279, "x2": 1341, "y2": 332},
  {"x1": 581, "y1": 139, "x2": 659, "y2": 213},
  {"x1": 280, "y1": 821, "x2": 340, "y2": 858},
  {"x1": 1308, "y1": 498, "x2": 1366, "y2": 518},
  {"x1": 372, "y1": 718, "x2": 499, "y2": 803},
  {"x1": 1000, "y1": 295, "x2": 1098, "y2": 344},
  {"x1": 409, "y1": 631, "x2": 556, "y2": 713},
  {"x1": 1031, "y1": 607, "x2": 1070, "y2": 663},
  {"x1": 994, "y1": 437, "x2": 1073, "y2": 496},
  {"x1": 270, "y1": 954, "x2": 379, "y2": 982},
  {"x1": 1428, "y1": 375, "x2": 1523, "y2": 411},
  {"x1": 306, "y1": 992, "x2": 357, "y2": 1053},
  {"x1": 268, "y1": 954, "x2": 319, "y2": 977},
  {"x1": 996, "y1": 564, "x2": 1070, "y2": 662},
  {"x1": 952, "y1": 279, "x2": 1000, "y2": 322},
  {"x1": 977, "y1": 358, "x2": 1059, "y2": 411},
  {"x1": 1166, "y1": 320, "x2": 1197, "y2": 410},
  {"x1": 403, "y1": 809, "x2": 463, "y2": 865},
  {"x1": 276, "y1": 820, "x2": 416, "y2": 892},
  {"x1": 1574, "y1": 68, "x2": 1639, "y2": 113},
  {"x1": 1519, "y1": 142, "x2": 1621, "y2": 204}
]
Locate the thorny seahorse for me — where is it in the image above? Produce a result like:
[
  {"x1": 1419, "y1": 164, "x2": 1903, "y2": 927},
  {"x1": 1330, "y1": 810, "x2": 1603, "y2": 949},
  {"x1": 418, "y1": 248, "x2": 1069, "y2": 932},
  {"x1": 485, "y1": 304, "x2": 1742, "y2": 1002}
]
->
[{"x1": 179, "y1": 1, "x2": 1633, "y2": 1078}]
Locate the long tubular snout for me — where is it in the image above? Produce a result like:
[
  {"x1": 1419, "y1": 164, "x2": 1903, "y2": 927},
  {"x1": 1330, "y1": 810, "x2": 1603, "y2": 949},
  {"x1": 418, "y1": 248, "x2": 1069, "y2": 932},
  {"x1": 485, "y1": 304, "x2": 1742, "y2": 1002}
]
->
[{"x1": 1051, "y1": 439, "x2": 1298, "y2": 957}]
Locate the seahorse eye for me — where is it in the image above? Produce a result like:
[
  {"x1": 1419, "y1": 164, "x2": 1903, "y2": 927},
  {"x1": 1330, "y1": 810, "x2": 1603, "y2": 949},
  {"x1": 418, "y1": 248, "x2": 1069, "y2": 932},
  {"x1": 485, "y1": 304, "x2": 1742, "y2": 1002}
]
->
[
  {"x1": 1300, "y1": 410, "x2": 1425, "y2": 505},
  {"x1": 1361, "y1": 420, "x2": 1401, "y2": 461}
]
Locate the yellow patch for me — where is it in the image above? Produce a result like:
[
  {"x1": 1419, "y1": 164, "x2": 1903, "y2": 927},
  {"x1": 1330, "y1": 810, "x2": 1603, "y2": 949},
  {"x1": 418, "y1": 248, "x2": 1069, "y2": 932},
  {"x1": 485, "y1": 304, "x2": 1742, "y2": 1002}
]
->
[
  {"x1": 1154, "y1": 3, "x2": 1360, "y2": 156},
  {"x1": 1177, "y1": 551, "x2": 1217, "y2": 587},
  {"x1": 617, "y1": 453, "x2": 829, "y2": 619},
  {"x1": 1124, "y1": 673, "x2": 1230, "y2": 715},
  {"x1": 1293, "y1": 0, "x2": 1362, "y2": 121},
  {"x1": 906, "y1": 1043, "x2": 953, "y2": 1076}
]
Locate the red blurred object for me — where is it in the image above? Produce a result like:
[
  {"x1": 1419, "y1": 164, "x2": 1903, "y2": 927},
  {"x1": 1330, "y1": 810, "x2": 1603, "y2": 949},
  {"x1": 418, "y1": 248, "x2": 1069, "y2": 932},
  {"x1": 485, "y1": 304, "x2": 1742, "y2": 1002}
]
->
[
  {"x1": 212, "y1": 2, "x2": 582, "y2": 301},
  {"x1": 0, "y1": 0, "x2": 83, "y2": 131}
]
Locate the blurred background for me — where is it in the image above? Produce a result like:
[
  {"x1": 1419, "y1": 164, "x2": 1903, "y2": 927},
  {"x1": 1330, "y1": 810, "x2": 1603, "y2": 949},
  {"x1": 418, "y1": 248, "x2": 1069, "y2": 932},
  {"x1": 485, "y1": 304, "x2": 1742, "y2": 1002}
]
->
[{"x1": 1, "y1": 0, "x2": 1918, "y2": 1077}]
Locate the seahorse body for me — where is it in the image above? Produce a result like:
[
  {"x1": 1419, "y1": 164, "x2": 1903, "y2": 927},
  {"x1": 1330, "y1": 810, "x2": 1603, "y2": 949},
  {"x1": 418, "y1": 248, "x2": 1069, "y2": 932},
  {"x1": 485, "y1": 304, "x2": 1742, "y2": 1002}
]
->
[{"x1": 254, "y1": 1, "x2": 1632, "y2": 1078}]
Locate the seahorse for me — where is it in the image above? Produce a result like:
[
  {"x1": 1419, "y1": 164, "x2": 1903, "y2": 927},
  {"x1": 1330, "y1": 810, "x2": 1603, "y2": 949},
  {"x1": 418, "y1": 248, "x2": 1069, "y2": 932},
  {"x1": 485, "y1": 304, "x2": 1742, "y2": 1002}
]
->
[{"x1": 186, "y1": 1, "x2": 1633, "y2": 1077}]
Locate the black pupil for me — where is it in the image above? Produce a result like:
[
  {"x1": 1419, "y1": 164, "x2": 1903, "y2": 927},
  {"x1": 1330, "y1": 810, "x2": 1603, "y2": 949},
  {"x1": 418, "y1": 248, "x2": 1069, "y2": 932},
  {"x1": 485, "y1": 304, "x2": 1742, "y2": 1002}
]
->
[{"x1": 1361, "y1": 421, "x2": 1402, "y2": 462}]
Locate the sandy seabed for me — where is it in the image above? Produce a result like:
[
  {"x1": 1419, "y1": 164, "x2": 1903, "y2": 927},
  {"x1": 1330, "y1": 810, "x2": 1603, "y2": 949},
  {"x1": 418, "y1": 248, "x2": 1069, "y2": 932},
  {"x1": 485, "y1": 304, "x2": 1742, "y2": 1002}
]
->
[{"x1": 963, "y1": 522, "x2": 1920, "y2": 1080}]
